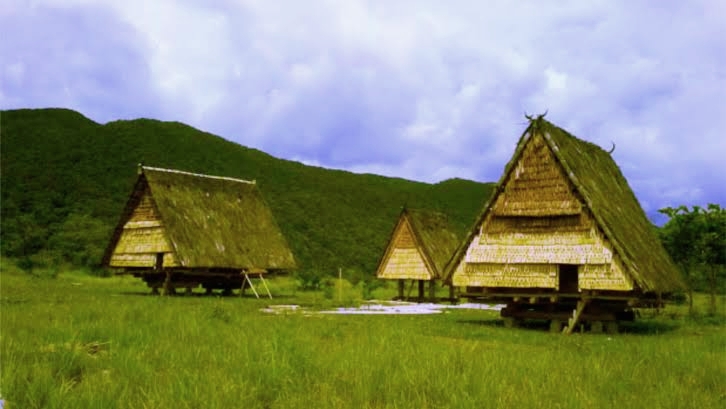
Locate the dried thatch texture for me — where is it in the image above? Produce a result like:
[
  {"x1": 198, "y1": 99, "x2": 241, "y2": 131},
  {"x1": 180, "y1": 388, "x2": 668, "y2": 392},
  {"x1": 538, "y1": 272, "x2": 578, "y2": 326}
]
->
[
  {"x1": 103, "y1": 166, "x2": 296, "y2": 271},
  {"x1": 446, "y1": 116, "x2": 685, "y2": 294},
  {"x1": 376, "y1": 208, "x2": 460, "y2": 280},
  {"x1": 464, "y1": 263, "x2": 557, "y2": 288}
]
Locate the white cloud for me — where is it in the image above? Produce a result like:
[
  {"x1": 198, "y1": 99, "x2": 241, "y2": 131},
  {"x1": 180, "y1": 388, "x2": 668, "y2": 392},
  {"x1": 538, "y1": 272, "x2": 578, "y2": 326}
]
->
[{"x1": 3, "y1": 0, "x2": 726, "y2": 216}]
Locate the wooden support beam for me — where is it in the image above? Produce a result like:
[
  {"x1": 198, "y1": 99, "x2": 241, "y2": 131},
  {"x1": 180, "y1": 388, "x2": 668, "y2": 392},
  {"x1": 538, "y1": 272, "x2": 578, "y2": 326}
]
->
[
  {"x1": 237, "y1": 272, "x2": 272, "y2": 299},
  {"x1": 550, "y1": 319, "x2": 563, "y2": 333},
  {"x1": 529, "y1": 297, "x2": 537, "y2": 304},
  {"x1": 162, "y1": 271, "x2": 172, "y2": 296},
  {"x1": 398, "y1": 280, "x2": 405, "y2": 299},
  {"x1": 563, "y1": 299, "x2": 589, "y2": 335},
  {"x1": 244, "y1": 273, "x2": 260, "y2": 298},
  {"x1": 258, "y1": 274, "x2": 273, "y2": 299},
  {"x1": 428, "y1": 280, "x2": 435, "y2": 300},
  {"x1": 606, "y1": 321, "x2": 619, "y2": 334},
  {"x1": 418, "y1": 280, "x2": 425, "y2": 301}
]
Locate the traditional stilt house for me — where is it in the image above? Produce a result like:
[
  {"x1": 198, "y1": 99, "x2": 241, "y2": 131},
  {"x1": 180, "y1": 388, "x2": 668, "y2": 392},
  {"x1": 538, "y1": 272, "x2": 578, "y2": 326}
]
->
[
  {"x1": 376, "y1": 208, "x2": 460, "y2": 301},
  {"x1": 102, "y1": 165, "x2": 296, "y2": 296},
  {"x1": 445, "y1": 115, "x2": 686, "y2": 333}
]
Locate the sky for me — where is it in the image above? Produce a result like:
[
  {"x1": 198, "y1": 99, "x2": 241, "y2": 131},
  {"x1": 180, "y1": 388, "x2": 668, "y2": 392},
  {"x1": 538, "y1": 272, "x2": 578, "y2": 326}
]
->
[{"x1": 2, "y1": 0, "x2": 725, "y2": 223}]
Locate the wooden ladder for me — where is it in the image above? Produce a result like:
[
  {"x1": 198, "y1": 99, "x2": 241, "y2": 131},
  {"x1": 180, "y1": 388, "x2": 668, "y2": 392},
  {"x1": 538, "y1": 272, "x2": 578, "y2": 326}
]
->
[
  {"x1": 563, "y1": 299, "x2": 589, "y2": 335},
  {"x1": 241, "y1": 273, "x2": 273, "y2": 299}
]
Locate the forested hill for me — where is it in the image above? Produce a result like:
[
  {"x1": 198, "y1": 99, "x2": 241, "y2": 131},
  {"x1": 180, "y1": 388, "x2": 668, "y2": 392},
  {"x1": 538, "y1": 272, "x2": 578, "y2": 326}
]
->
[{"x1": 0, "y1": 108, "x2": 494, "y2": 274}]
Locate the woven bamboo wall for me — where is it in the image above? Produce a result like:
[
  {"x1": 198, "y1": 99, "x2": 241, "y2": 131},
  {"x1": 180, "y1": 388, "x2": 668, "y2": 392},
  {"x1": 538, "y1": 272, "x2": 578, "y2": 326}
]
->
[
  {"x1": 395, "y1": 221, "x2": 416, "y2": 248},
  {"x1": 378, "y1": 220, "x2": 432, "y2": 280},
  {"x1": 493, "y1": 133, "x2": 581, "y2": 216},
  {"x1": 109, "y1": 192, "x2": 179, "y2": 267},
  {"x1": 579, "y1": 256, "x2": 633, "y2": 290},
  {"x1": 466, "y1": 244, "x2": 611, "y2": 264},
  {"x1": 378, "y1": 248, "x2": 431, "y2": 280},
  {"x1": 455, "y1": 263, "x2": 556, "y2": 288}
]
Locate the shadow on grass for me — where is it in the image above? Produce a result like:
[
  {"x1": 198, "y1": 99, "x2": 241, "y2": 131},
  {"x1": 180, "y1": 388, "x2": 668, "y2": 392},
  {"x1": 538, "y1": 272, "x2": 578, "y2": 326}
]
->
[
  {"x1": 455, "y1": 317, "x2": 681, "y2": 335},
  {"x1": 116, "y1": 290, "x2": 299, "y2": 299},
  {"x1": 618, "y1": 320, "x2": 680, "y2": 335},
  {"x1": 456, "y1": 318, "x2": 551, "y2": 331}
]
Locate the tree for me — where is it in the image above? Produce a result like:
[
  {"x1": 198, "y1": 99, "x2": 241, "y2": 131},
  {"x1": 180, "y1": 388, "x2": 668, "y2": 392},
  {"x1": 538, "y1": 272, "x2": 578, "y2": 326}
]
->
[
  {"x1": 659, "y1": 204, "x2": 726, "y2": 315},
  {"x1": 47, "y1": 213, "x2": 112, "y2": 272}
]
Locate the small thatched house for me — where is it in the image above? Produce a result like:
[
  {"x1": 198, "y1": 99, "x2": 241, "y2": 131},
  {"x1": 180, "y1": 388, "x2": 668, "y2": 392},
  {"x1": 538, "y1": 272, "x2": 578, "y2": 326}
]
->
[
  {"x1": 445, "y1": 115, "x2": 685, "y2": 333},
  {"x1": 102, "y1": 165, "x2": 296, "y2": 295},
  {"x1": 376, "y1": 208, "x2": 460, "y2": 300}
]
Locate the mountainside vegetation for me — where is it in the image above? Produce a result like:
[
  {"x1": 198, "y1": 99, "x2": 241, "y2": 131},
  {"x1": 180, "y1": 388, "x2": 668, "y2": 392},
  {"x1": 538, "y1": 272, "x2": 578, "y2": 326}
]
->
[{"x1": 0, "y1": 108, "x2": 494, "y2": 276}]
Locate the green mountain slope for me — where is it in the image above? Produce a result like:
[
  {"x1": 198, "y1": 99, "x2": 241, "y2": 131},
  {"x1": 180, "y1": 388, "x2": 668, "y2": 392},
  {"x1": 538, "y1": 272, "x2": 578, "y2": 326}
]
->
[{"x1": 0, "y1": 108, "x2": 494, "y2": 274}]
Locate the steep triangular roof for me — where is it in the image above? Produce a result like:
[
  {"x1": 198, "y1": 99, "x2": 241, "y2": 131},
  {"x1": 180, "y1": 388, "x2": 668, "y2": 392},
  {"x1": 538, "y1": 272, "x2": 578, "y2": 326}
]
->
[
  {"x1": 376, "y1": 208, "x2": 460, "y2": 279},
  {"x1": 103, "y1": 166, "x2": 296, "y2": 270},
  {"x1": 445, "y1": 115, "x2": 685, "y2": 293}
]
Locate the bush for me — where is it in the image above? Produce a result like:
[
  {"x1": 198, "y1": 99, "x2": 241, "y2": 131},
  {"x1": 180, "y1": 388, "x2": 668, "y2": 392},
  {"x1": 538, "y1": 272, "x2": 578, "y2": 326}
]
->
[{"x1": 295, "y1": 270, "x2": 326, "y2": 291}]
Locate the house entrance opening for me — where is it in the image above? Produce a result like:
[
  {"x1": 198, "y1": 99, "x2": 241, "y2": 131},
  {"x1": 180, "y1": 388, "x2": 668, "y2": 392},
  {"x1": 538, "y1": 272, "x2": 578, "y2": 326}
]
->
[{"x1": 558, "y1": 264, "x2": 579, "y2": 293}]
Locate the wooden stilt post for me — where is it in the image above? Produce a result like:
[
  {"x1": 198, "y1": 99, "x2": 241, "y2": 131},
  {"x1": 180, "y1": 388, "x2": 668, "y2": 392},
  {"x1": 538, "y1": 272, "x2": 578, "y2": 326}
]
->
[
  {"x1": 163, "y1": 271, "x2": 172, "y2": 296},
  {"x1": 428, "y1": 280, "x2": 435, "y2": 301},
  {"x1": 406, "y1": 280, "x2": 415, "y2": 300},
  {"x1": 449, "y1": 284, "x2": 455, "y2": 304},
  {"x1": 418, "y1": 280, "x2": 424, "y2": 301},
  {"x1": 338, "y1": 267, "x2": 342, "y2": 304},
  {"x1": 397, "y1": 280, "x2": 404, "y2": 299}
]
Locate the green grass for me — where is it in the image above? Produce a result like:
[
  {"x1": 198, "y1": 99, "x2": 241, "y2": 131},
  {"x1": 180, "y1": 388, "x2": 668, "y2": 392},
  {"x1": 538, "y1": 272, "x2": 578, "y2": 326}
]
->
[{"x1": 1, "y1": 267, "x2": 724, "y2": 409}]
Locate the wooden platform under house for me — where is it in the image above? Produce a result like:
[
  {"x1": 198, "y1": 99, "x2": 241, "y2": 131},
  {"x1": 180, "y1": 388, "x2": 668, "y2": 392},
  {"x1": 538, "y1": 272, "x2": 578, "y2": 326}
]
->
[
  {"x1": 444, "y1": 114, "x2": 686, "y2": 334},
  {"x1": 101, "y1": 165, "x2": 297, "y2": 296},
  {"x1": 376, "y1": 208, "x2": 460, "y2": 302}
]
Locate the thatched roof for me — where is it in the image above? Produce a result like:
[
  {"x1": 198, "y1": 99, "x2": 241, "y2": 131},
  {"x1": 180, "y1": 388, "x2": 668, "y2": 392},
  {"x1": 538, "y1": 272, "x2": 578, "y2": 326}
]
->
[
  {"x1": 405, "y1": 209, "x2": 461, "y2": 277},
  {"x1": 377, "y1": 208, "x2": 460, "y2": 279},
  {"x1": 445, "y1": 115, "x2": 685, "y2": 293},
  {"x1": 103, "y1": 166, "x2": 296, "y2": 270}
]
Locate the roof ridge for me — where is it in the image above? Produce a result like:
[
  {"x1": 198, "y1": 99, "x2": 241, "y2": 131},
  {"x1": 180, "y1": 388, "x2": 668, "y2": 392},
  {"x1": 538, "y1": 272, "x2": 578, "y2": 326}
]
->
[{"x1": 141, "y1": 165, "x2": 256, "y2": 185}]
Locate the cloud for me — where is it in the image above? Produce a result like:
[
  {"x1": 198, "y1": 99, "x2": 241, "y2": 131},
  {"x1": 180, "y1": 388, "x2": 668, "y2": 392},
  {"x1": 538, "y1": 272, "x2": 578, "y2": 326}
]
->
[
  {"x1": 2, "y1": 0, "x2": 725, "y2": 218},
  {"x1": 0, "y1": 1, "x2": 160, "y2": 122}
]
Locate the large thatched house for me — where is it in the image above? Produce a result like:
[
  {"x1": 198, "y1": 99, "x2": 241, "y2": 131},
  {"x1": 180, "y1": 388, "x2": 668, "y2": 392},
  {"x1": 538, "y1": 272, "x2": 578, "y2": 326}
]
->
[
  {"x1": 102, "y1": 165, "x2": 296, "y2": 295},
  {"x1": 445, "y1": 115, "x2": 685, "y2": 333},
  {"x1": 376, "y1": 208, "x2": 460, "y2": 300}
]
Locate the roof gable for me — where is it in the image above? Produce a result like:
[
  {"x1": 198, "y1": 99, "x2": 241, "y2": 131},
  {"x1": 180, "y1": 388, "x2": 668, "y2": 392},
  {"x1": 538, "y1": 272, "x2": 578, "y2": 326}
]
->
[
  {"x1": 445, "y1": 115, "x2": 685, "y2": 293},
  {"x1": 492, "y1": 132, "x2": 581, "y2": 217},
  {"x1": 376, "y1": 208, "x2": 460, "y2": 280}
]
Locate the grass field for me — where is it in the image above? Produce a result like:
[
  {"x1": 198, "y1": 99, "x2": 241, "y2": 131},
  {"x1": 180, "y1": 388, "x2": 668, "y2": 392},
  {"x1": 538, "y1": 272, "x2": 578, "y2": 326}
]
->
[{"x1": 1, "y1": 266, "x2": 724, "y2": 409}]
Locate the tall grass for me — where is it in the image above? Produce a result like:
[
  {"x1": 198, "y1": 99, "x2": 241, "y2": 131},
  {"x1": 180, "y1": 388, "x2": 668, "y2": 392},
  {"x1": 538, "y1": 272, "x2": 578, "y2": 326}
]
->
[{"x1": 1, "y1": 267, "x2": 724, "y2": 408}]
